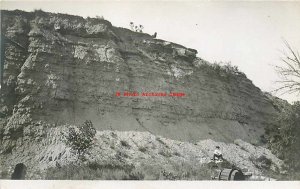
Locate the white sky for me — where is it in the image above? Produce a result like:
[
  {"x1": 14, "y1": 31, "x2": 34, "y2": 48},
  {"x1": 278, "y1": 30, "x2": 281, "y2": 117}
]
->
[{"x1": 2, "y1": 0, "x2": 300, "y2": 103}]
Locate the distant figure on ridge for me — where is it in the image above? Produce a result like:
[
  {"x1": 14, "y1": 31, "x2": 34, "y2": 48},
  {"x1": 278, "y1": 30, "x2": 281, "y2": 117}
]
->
[
  {"x1": 130, "y1": 22, "x2": 134, "y2": 31},
  {"x1": 152, "y1": 32, "x2": 157, "y2": 38},
  {"x1": 130, "y1": 22, "x2": 144, "y2": 33},
  {"x1": 138, "y1": 25, "x2": 144, "y2": 32}
]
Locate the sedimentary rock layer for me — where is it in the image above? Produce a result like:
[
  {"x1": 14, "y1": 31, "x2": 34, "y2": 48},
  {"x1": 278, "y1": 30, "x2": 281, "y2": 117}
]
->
[{"x1": 0, "y1": 10, "x2": 279, "y2": 153}]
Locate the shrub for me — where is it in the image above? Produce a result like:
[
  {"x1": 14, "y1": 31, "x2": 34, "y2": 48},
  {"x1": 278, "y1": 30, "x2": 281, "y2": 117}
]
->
[
  {"x1": 138, "y1": 146, "x2": 147, "y2": 152},
  {"x1": 120, "y1": 140, "x2": 130, "y2": 148},
  {"x1": 158, "y1": 149, "x2": 172, "y2": 157},
  {"x1": 156, "y1": 137, "x2": 166, "y2": 145},
  {"x1": 250, "y1": 155, "x2": 272, "y2": 169},
  {"x1": 95, "y1": 15, "x2": 104, "y2": 20},
  {"x1": 196, "y1": 61, "x2": 245, "y2": 81},
  {"x1": 0, "y1": 169, "x2": 9, "y2": 179},
  {"x1": 33, "y1": 9, "x2": 48, "y2": 16},
  {"x1": 64, "y1": 120, "x2": 96, "y2": 159},
  {"x1": 213, "y1": 61, "x2": 244, "y2": 78}
]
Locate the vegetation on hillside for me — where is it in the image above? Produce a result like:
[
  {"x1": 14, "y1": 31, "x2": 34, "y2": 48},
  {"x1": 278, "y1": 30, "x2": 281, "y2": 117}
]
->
[
  {"x1": 63, "y1": 120, "x2": 96, "y2": 159},
  {"x1": 196, "y1": 60, "x2": 246, "y2": 82},
  {"x1": 266, "y1": 41, "x2": 300, "y2": 179},
  {"x1": 45, "y1": 160, "x2": 214, "y2": 180},
  {"x1": 265, "y1": 102, "x2": 300, "y2": 179}
]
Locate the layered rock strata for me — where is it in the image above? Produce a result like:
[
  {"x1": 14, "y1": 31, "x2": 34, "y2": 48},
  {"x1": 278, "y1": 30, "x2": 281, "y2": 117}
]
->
[{"x1": 1, "y1": 10, "x2": 279, "y2": 154}]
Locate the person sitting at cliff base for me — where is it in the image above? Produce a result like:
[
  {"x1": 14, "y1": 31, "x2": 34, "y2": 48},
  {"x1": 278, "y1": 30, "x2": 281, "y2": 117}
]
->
[{"x1": 212, "y1": 146, "x2": 224, "y2": 161}]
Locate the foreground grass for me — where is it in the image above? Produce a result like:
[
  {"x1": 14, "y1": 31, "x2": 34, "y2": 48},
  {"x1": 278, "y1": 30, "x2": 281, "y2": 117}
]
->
[{"x1": 45, "y1": 160, "x2": 214, "y2": 180}]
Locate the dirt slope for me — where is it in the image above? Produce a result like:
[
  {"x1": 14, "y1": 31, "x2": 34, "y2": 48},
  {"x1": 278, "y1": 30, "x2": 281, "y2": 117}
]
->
[{"x1": 0, "y1": 126, "x2": 284, "y2": 180}]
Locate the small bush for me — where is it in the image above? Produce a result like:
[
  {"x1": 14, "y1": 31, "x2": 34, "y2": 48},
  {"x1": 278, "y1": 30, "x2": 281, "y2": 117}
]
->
[
  {"x1": 197, "y1": 61, "x2": 245, "y2": 81},
  {"x1": 250, "y1": 139, "x2": 260, "y2": 146},
  {"x1": 33, "y1": 9, "x2": 48, "y2": 16},
  {"x1": 0, "y1": 169, "x2": 10, "y2": 179},
  {"x1": 115, "y1": 151, "x2": 129, "y2": 161},
  {"x1": 250, "y1": 155, "x2": 272, "y2": 169},
  {"x1": 161, "y1": 170, "x2": 178, "y2": 180},
  {"x1": 158, "y1": 149, "x2": 172, "y2": 157},
  {"x1": 64, "y1": 120, "x2": 96, "y2": 158},
  {"x1": 95, "y1": 15, "x2": 104, "y2": 20},
  {"x1": 34, "y1": 9, "x2": 43, "y2": 13},
  {"x1": 156, "y1": 137, "x2": 166, "y2": 145},
  {"x1": 240, "y1": 146, "x2": 248, "y2": 152},
  {"x1": 173, "y1": 151, "x2": 181, "y2": 156},
  {"x1": 128, "y1": 171, "x2": 145, "y2": 180},
  {"x1": 138, "y1": 146, "x2": 147, "y2": 153},
  {"x1": 120, "y1": 140, "x2": 130, "y2": 148}
]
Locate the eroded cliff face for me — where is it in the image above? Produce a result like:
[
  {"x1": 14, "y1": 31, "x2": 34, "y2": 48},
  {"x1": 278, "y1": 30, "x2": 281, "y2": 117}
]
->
[{"x1": 1, "y1": 10, "x2": 279, "y2": 155}]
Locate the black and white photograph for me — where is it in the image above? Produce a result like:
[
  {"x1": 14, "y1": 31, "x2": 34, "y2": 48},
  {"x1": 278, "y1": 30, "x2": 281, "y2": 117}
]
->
[{"x1": 0, "y1": 0, "x2": 300, "y2": 188}]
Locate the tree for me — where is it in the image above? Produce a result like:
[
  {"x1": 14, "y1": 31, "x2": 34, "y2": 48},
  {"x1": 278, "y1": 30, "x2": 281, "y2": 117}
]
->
[
  {"x1": 266, "y1": 102, "x2": 300, "y2": 174},
  {"x1": 64, "y1": 120, "x2": 96, "y2": 159},
  {"x1": 275, "y1": 40, "x2": 300, "y2": 96},
  {"x1": 267, "y1": 41, "x2": 300, "y2": 179}
]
